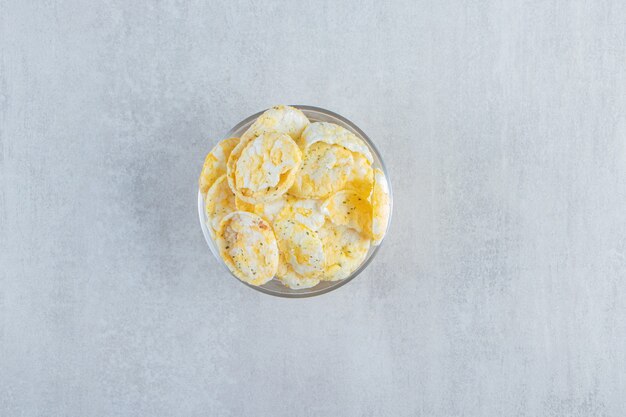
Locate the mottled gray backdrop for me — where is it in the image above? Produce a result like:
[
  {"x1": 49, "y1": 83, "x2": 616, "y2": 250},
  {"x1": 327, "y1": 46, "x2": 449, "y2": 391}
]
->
[{"x1": 1, "y1": 1, "x2": 625, "y2": 416}]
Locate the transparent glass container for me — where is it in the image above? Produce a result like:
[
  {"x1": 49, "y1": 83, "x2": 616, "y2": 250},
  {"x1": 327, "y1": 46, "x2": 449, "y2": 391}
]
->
[{"x1": 198, "y1": 105, "x2": 392, "y2": 297}]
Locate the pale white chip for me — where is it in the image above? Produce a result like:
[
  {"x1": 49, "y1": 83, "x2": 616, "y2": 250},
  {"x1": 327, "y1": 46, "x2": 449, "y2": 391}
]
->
[
  {"x1": 240, "y1": 105, "x2": 310, "y2": 143},
  {"x1": 344, "y1": 151, "x2": 374, "y2": 198},
  {"x1": 283, "y1": 197, "x2": 326, "y2": 231},
  {"x1": 276, "y1": 254, "x2": 320, "y2": 289},
  {"x1": 204, "y1": 175, "x2": 237, "y2": 236},
  {"x1": 273, "y1": 217, "x2": 325, "y2": 278},
  {"x1": 289, "y1": 142, "x2": 354, "y2": 199},
  {"x1": 216, "y1": 211, "x2": 279, "y2": 286},
  {"x1": 321, "y1": 190, "x2": 372, "y2": 237},
  {"x1": 298, "y1": 122, "x2": 373, "y2": 163},
  {"x1": 257, "y1": 196, "x2": 289, "y2": 223},
  {"x1": 318, "y1": 222, "x2": 370, "y2": 281},
  {"x1": 199, "y1": 137, "x2": 239, "y2": 195},
  {"x1": 371, "y1": 168, "x2": 391, "y2": 245},
  {"x1": 229, "y1": 132, "x2": 302, "y2": 204}
]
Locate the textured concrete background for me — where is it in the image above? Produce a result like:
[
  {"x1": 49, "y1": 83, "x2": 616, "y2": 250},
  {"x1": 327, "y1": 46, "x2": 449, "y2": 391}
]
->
[{"x1": 1, "y1": 1, "x2": 625, "y2": 416}]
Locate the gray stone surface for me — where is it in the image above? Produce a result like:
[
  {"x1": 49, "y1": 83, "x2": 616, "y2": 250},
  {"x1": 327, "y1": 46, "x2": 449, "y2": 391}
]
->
[{"x1": 1, "y1": 0, "x2": 625, "y2": 416}]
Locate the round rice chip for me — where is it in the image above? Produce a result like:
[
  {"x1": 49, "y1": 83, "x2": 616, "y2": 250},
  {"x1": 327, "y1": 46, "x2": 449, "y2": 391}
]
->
[
  {"x1": 280, "y1": 197, "x2": 326, "y2": 232},
  {"x1": 344, "y1": 152, "x2": 374, "y2": 198},
  {"x1": 205, "y1": 174, "x2": 237, "y2": 236},
  {"x1": 289, "y1": 142, "x2": 354, "y2": 199},
  {"x1": 273, "y1": 217, "x2": 325, "y2": 278},
  {"x1": 240, "y1": 105, "x2": 310, "y2": 143},
  {"x1": 298, "y1": 122, "x2": 373, "y2": 164},
  {"x1": 276, "y1": 253, "x2": 320, "y2": 289},
  {"x1": 318, "y1": 222, "x2": 370, "y2": 281},
  {"x1": 371, "y1": 168, "x2": 391, "y2": 245},
  {"x1": 216, "y1": 211, "x2": 279, "y2": 286},
  {"x1": 199, "y1": 137, "x2": 239, "y2": 195},
  {"x1": 322, "y1": 190, "x2": 372, "y2": 237},
  {"x1": 228, "y1": 132, "x2": 302, "y2": 204}
]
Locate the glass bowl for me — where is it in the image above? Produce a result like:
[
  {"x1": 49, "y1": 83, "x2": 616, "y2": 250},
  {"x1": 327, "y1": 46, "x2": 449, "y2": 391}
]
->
[{"x1": 198, "y1": 105, "x2": 392, "y2": 297}]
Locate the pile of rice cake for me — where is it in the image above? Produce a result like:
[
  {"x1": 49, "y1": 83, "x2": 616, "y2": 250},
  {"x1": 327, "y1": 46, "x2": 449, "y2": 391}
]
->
[{"x1": 199, "y1": 105, "x2": 390, "y2": 289}]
